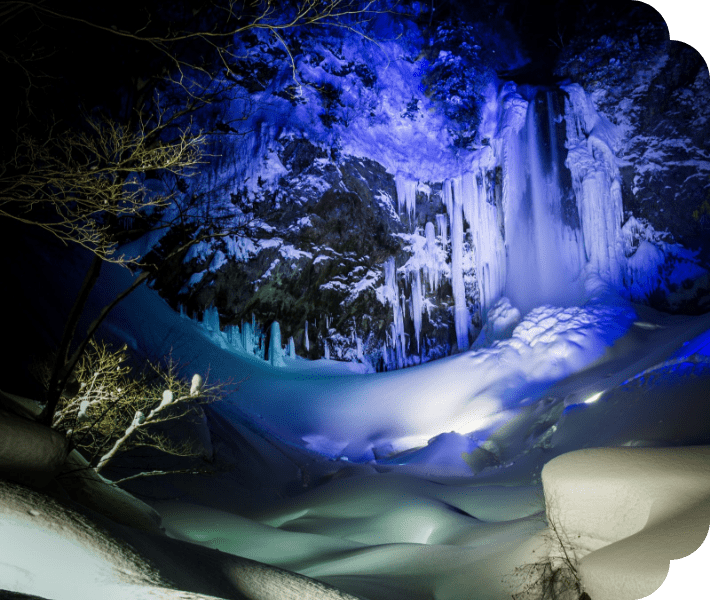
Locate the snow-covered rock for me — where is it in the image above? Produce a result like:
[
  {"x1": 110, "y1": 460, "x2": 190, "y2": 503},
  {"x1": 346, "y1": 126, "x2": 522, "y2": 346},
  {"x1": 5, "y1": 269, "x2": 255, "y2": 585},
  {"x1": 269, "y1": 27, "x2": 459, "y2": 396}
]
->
[{"x1": 541, "y1": 446, "x2": 710, "y2": 600}]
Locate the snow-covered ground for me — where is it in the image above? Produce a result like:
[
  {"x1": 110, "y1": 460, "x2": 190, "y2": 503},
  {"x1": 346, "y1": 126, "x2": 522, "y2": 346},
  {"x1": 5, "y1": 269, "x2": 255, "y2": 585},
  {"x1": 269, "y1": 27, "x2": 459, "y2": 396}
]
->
[{"x1": 2, "y1": 233, "x2": 708, "y2": 600}]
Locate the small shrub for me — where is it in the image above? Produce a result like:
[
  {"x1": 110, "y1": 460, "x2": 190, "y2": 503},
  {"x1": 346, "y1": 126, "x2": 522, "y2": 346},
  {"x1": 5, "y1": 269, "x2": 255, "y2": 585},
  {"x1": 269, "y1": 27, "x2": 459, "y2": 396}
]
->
[{"x1": 507, "y1": 496, "x2": 588, "y2": 600}]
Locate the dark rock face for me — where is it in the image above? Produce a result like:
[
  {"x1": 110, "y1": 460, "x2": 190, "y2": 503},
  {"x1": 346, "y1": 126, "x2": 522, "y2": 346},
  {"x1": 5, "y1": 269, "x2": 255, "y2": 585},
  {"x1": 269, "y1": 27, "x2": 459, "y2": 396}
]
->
[
  {"x1": 146, "y1": 4, "x2": 710, "y2": 369},
  {"x1": 148, "y1": 137, "x2": 458, "y2": 367},
  {"x1": 617, "y1": 43, "x2": 710, "y2": 249},
  {"x1": 554, "y1": 8, "x2": 710, "y2": 312}
]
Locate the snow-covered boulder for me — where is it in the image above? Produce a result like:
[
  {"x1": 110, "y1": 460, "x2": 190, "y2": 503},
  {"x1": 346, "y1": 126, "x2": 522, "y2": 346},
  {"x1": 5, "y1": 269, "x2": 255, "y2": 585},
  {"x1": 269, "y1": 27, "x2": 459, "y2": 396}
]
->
[
  {"x1": 541, "y1": 446, "x2": 710, "y2": 600},
  {"x1": 0, "y1": 406, "x2": 68, "y2": 488}
]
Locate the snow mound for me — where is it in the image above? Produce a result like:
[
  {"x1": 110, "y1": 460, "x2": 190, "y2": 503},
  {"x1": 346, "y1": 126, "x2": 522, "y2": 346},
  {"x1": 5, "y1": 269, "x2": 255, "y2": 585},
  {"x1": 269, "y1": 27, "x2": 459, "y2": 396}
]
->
[
  {"x1": 472, "y1": 297, "x2": 521, "y2": 349},
  {"x1": 0, "y1": 478, "x2": 365, "y2": 600},
  {"x1": 58, "y1": 450, "x2": 164, "y2": 535},
  {"x1": 541, "y1": 446, "x2": 710, "y2": 600}
]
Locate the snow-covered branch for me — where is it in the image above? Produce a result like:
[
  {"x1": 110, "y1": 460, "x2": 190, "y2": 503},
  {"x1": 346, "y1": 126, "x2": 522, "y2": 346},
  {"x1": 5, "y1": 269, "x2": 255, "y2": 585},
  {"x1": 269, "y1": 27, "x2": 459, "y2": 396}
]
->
[{"x1": 46, "y1": 339, "x2": 227, "y2": 480}]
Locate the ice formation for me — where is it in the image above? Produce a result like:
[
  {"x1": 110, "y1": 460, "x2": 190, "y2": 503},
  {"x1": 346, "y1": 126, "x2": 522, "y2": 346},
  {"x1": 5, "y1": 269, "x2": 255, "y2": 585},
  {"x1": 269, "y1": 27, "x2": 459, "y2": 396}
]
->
[
  {"x1": 384, "y1": 81, "x2": 682, "y2": 363},
  {"x1": 441, "y1": 177, "x2": 471, "y2": 351},
  {"x1": 394, "y1": 175, "x2": 418, "y2": 224},
  {"x1": 269, "y1": 321, "x2": 286, "y2": 368}
]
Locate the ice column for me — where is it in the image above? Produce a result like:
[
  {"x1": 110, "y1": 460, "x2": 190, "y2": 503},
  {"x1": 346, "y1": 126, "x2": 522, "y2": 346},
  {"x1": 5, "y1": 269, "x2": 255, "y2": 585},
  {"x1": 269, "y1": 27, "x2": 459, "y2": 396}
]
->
[
  {"x1": 442, "y1": 179, "x2": 470, "y2": 351},
  {"x1": 395, "y1": 176, "x2": 418, "y2": 224},
  {"x1": 225, "y1": 324, "x2": 243, "y2": 352},
  {"x1": 384, "y1": 257, "x2": 406, "y2": 367},
  {"x1": 563, "y1": 83, "x2": 624, "y2": 288},
  {"x1": 269, "y1": 321, "x2": 286, "y2": 367},
  {"x1": 241, "y1": 320, "x2": 254, "y2": 354},
  {"x1": 202, "y1": 306, "x2": 220, "y2": 333}
]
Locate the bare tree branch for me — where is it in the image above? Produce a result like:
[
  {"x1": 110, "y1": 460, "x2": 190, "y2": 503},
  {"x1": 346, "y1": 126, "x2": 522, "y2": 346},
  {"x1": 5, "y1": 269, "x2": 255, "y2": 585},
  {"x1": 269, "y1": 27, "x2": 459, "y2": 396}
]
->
[{"x1": 42, "y1": 339, "x2": 229, "y2": 482}]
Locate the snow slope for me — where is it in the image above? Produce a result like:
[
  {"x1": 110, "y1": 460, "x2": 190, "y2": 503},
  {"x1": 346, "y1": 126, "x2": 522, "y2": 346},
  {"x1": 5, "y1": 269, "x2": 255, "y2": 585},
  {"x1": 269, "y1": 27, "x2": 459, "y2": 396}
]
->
[
  {"x1": 3, "y1": 233, "x2": 710, "y2": 599},
  {"x1": 0, "y1": 478, "x2": 365, "y2": 600}
]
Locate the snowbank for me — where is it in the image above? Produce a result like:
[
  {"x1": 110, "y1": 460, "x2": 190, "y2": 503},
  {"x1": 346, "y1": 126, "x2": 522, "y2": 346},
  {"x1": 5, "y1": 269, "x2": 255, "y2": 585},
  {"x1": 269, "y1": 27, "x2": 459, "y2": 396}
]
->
[
  {"x1": 0, "y1": 477, "x2": 367, "y2": 600},
  {"x1": 541, "y1": 446, "x2": 710, "y2": 600}
]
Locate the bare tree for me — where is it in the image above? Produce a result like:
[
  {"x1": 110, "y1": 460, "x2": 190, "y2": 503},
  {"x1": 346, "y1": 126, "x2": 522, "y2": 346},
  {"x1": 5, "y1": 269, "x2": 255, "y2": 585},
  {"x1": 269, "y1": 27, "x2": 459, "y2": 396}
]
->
[
  {"x1": 41, "y1": 338, "x2": 225, "y2": 483},
  {"x1": 1, "y1": 115, "x2": 205, "y2": 262},
  {"x1": 0, "y1": 0, "x2": 397, "y2": 426},
  {"x1": 505, "y1": 493, "x2": 587, "y2": 600},
  {"x1": 0, "y1": 107, "x2": 214, "y2": 425}
]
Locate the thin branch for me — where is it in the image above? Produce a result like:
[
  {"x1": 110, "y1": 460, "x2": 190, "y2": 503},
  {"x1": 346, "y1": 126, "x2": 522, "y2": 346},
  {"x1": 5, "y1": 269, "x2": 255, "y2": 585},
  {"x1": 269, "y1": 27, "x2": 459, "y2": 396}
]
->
[{"x1": 110, "y1": 467, "x2": 215, "y2": 485}]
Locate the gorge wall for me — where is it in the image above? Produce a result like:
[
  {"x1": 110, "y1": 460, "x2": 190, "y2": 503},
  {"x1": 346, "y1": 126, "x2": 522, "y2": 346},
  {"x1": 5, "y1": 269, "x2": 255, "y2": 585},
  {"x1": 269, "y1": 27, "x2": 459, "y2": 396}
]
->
[{"x1": 141, "y1": 2, "x2": 710, "y2": 371}]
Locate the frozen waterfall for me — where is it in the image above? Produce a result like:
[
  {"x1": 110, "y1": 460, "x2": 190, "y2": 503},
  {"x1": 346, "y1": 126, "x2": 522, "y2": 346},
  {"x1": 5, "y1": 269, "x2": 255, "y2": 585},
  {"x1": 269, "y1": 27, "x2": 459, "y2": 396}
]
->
[
  {"x1": 502, "y1": 88, "x2": 588, "y2": 313},
  {"x1": 386, "y1": 82, "x2": 626, "y2": 362}
]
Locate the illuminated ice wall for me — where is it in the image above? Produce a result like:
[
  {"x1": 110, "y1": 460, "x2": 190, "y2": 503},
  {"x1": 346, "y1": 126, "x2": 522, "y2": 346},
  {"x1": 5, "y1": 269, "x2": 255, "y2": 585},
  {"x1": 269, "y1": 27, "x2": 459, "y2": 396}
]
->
[{"x1": 383, "y1": 82, "x2": 628, "y2": 360}]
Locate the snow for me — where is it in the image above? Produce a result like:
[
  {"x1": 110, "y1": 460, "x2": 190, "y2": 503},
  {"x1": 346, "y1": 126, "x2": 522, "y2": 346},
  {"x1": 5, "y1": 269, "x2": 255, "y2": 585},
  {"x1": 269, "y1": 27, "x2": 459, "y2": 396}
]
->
[
  {"x1": 3, "y1": 231, "x2": 710, "y2": 600},
  {"x1": 542, "y1": 446, "x2": 710, "y2": 600},
  {"x1": 4, "y1": 6, "x2": 710, "y2": 595},
  {"x1": 618, "y1": 215, "x2": 709, "y2": 304},
  {"x1": 0, "y1": 477, "x2": 367, "y2": 600},
  {"x1": 472, "y1": 296, "x2": 521, "y2": 349},
  {"x1": 344, "y1": 268, "x2": 380, "y2": 305}
]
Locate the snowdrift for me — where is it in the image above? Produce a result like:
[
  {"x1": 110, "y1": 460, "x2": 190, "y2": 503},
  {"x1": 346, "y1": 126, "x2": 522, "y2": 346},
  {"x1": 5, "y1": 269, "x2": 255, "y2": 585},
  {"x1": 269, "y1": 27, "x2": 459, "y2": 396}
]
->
[
  {"x1": 542, "y1": 446, "x2": 710, "y2": 600},
  {"x1": 0, "y1": 477, "x2": 366, "y2": 600}
]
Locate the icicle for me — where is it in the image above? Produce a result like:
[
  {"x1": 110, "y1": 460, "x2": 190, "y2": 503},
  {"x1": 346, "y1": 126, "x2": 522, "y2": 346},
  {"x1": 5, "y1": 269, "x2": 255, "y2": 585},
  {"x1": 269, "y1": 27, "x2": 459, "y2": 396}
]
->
[
  {"x1": 443, "y1": 179, "x2": 470, "y2": 351},
  {"x1": 288, "y1": 336, "x2": 296, "y2": 359},
  {"x1": 436, "y1": 213, "x2": 448, "y2": 249},
  {"x1": 461, "y1": 170, "x2": 506, "y2": 318},
  {"x1": 411, "y1": 269, "x2": 423, "y2": 353},
  {"x1": 324, "y1": 342, "x2": 330, "y2": 360},
  {"x1": 304, "y1": 320, "x2": 310, "y2": 352},
  {"x1": 356, "y1": 337, "x2": 363, "y2": 361},
  {"x1": 395, "y1": 175, "x2": 418, "y2": 224}
]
